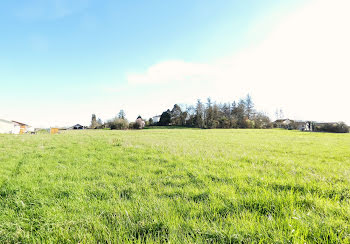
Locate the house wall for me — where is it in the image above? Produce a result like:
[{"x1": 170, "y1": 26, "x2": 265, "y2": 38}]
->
[
  {"x1": 13, "y1": 125, "x2": 21, "y2": 134},
  {"x1": 0, "y1": 120, "x2": 15, "y2": 134},
  {"x1": 50, "y1": 128, "x2": 59, "y2": 134}
]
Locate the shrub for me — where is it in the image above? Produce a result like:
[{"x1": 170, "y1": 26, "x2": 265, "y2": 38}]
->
[
  {"x1": 230, "y1": 118, "x2": 238, "y2": 128},
  {"x1": 128, "y1": 122, "x2": 134, "y2": 129},
  {"x1": 107, "y1": 118, "x2": 129, "y2": 130},
  {"x1": 315, "y1": 122, "x2": 349, "y2": 133},
  {"x1": 134, "y1": 118, "x2": 145, "y2": 129},
  {"x1": 253, "y1": 113, "x2": 272, "y2": 129},
  {"x1": 219, "y1": 117, "x2": 231, "y2": 129}
]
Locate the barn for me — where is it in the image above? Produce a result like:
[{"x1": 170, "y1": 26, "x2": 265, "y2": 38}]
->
[
  {"x1": 73, "y1": 124, "x2": 84, "y2": 130},
  {"x1": 67, "y1": 124, "x2": 84, "y2": 130}
]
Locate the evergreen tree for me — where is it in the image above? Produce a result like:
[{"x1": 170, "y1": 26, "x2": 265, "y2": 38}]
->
[
  {"x1": 159, "y1": 110, "x2": 171, "y2": 126},
  {"x1": 222, "y1": 103, "x2": 231, "y2": 118},
  {"x1": 245, "y1": 94, "x2": 254, "y2": 119},
  {"x1": 118, "y1": 110, "x2": 126, "y2": 119},
  {"x1": 212, "y1": 103, "x2": 220, "y2": 128},
  {"x1": 235, "y1": 100, "x2": 247, "y2": 128},
  {"x1": 171, "y1": 104, "x2": 182, "y2": 126},
  {"x1": 195, "y1": 99, "x2": 204, "y2": 128},
  {"x1": 90, "y1": 114, "x2": 98, "y2": 129},
  {"x1": 205, "y1": 98, "x2": 214, "y2": 128}
]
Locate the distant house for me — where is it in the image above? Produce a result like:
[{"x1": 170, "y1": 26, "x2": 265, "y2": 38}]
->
[
  {"x1": 67, "y1": 124, "x2": 85, "y2": 130},
  {"x1": 274, "y1": 119, "x2": 316, "y2": 131},
  {"x1": 0, "y1": 119, "x2": 32, "y2": 134},
  {"x1": 12, "y1": 121, "x2": 29, "y2": 134},
  {"x1": 73, "y1": 124, "x2": 84, "y2": 130},
  {"x1": 152, "y1": 115, "x2": 161, "y2": 124},
  {"x1": 293, "y1": 121, "x2": 315, "y2": 131},
  {"x1": 274, "y1": 119, "x2": 293, "y2": 128},
  {"x1": 293, "y1": 121, "x2": 307, "y2": 131}
]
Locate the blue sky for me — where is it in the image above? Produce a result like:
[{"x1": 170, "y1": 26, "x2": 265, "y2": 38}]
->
[{"x1": 1, "y1": 0, "x2": 349, "y2": 127}]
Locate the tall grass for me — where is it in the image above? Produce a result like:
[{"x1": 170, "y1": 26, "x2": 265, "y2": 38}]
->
[{"x1": 0, "y1": 129, "x2": 349, "y2": 243}]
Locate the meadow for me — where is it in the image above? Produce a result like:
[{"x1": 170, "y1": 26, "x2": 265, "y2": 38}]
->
[{"x1": 0, "y1": 129, "x2": 349, "y2": 243}]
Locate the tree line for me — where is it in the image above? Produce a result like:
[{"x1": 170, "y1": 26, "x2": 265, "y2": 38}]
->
[
  {"x1": 90, "y1": 110, "x2": 145, "y2": 130},
  {"x1": 88, "y1": 94, "x2": 348, "y2": 133},
  {"x1": 155, "y1": 94, "x2": 271, "y2": 129}
]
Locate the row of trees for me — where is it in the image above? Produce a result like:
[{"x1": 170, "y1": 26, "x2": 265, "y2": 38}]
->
[
  {"x1": 155, "y1": 95, "x2": 271, "y2": 129},
  {"x1": 315, "y1": 122, "x2": 349, "y2": 133},
  {"x1": 89, "y1": 95, "x2": 348, "y2": 132},
  {"x1": 90, "y1": 110, "x2": 145, "y2": 130}
]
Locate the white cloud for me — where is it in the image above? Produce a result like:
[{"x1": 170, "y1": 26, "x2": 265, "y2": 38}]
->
[
  {"x1": 127, "y1": 61, "x2": 214, "y2": 85},
  {"x1": 126, "y1": 0, "x2": 350, "y2": 123}
]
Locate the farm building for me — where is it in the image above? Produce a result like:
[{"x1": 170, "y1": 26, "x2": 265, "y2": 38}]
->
[
  {"x1": 50, "y1": 128, "x2": 59, "y2": 134},
  {"x1": 67, "y1": 124, "x2": 85, "y2": 130},
  {"x1": 73, "y1": 124, "x2": 84, "y2": 130}
]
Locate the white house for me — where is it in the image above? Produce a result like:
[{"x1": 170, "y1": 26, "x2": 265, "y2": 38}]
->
[
  {"x1": 282, "y1": 119, "x2": 292, "y2": 126},
  {"x1": 0, "y1": 119, "x2": 15, "y2": 134},
  {"x1": 0, "y1": 119, "x2": 32, "y2": 134}
]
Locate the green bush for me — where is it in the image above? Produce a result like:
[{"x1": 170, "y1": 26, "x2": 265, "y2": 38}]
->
[
  {"x1": 315, "y1": 122, "x2": 349, "y2": 133},
  {"x1": 129, "y1": 122, "x2": 135, "y2": 129},
  {"x1": 107, "y1": 118, "x2": 129, "y2": 130}
]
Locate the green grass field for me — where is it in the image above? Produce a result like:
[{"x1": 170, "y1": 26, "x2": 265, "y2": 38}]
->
[{"x1": 0, "y1": 129, "x2": 349, "y2": 243}]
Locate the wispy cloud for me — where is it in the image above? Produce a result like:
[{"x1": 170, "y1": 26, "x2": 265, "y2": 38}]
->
[
  {"x1": 125, "y1": 0, "x2": 350, "y2": 123},
  {"x1": 127, "y1": 60, "x2": 214, "y2": 85}
]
